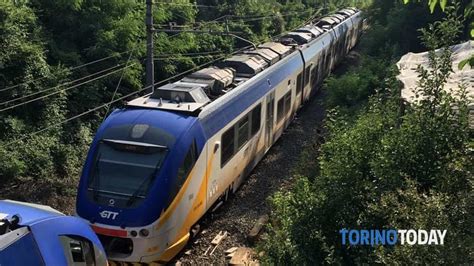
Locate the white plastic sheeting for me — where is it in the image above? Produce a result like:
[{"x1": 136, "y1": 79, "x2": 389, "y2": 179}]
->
[{"x1": 397, "y1": 41, "x2": 474, "y2": 127}]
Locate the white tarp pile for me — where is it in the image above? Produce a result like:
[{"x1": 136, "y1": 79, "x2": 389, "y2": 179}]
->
[{"x1": 397, "y1": 41, "x2": 473, "y2": 128}]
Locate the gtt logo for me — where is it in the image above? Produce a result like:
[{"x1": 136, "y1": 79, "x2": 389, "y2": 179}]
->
[{"x1": 99, "y1": 210, "x2": 119, "y2": 220}]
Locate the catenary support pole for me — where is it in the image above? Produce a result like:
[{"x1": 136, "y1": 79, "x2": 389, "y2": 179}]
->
[{"x1": 146, "y1": 0, "x2": 155, "y2": 93}]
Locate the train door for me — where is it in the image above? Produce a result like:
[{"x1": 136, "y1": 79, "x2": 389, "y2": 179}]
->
[
  {"x1": 331, "y1": 28, "x2": 340, "y2": 68},
  {"x1": 324, "y1": 47, "x2": 332, "y2": 76},
  {"x1": 310, "y1": 61, "x2": 319, "y2": 95},
  {"x1": 317, "y1": 52, "x2": 325, "y2": 86},
  {"x1": 345, "y1": 20, "x2": 353, "y2": 53},
  {"x1": 265, "y1": 92, "x2": 275, "y2": 150},
  {"x1": 303, "y1": 64, "x2": 312, "y2": 101},
  {"x1": 294, "y1": 75, "x2": 302, "y2": 109}
]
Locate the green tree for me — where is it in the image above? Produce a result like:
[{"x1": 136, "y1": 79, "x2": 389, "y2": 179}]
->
[
  {"x1": 262, "y1": 4, "x2": 472, "y2": 264},
  {"x1": 0, "y1": 1, "x2": 68, "y2": 182},
  {"x1": 0, "y1": 0, "x2": 319, "y2": 210}
]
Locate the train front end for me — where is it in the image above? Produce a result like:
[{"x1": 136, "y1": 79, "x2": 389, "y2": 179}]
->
[{"x1": 76, "y1": 107, "x2": 207, "y2": 263}]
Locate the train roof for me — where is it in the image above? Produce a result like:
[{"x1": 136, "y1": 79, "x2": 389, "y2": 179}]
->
[
  {"x1": 243, "y1": 48, "x2": 280, "y2": 65},
  {"x1": 337, "y1": 9, "x2": 356, "y2": 16},
  {"x1": 0, "y1": 200, "x2": 63, "y2": 226},
  {"x1": 126, "y1": 8, "x2": 361, "y2": 116},
  {"x1": 294, "y1": 26, "x2": 324, "y2": 38},
  {"x1": 282, "y1": 32, "x2": 313, "y2": 45},
  {"x1": 218, "y1": 54, "x2": 268, "y2": 77},
  {"x1": 258, "y1": 42, "x2": 292, "y2": 57}
]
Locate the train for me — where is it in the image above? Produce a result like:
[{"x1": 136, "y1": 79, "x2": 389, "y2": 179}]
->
[
  {"x1": 76, "y1": 7, "x2": 363, "y2": 263},
  {"x1": 0, "y1": 200, "x2": 107, "y2": 265}
]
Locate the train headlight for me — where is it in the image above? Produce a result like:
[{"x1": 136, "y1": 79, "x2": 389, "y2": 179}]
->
[
  {"x1": 130, "y1": 230, "x2": 138, "y2": 237},
  {"x1": 139, "y1": 229, "x2": 149, "y2": 237}
]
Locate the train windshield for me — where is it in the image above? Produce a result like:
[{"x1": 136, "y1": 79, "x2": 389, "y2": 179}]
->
[{"x1": 87, "y1": 124, "x2": 174, "y2": 208}]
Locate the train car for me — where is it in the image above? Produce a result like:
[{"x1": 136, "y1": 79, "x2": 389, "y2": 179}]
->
[
  {"x1": 76, "y1": 8, "x2": 363, "y2": 263},
  {"x1": 0, "y1": 200, "x2": 107, "y2": 265}
]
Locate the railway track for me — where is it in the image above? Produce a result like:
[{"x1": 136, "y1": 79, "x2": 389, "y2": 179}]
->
[{"x1": 174, "y1": 89, "x2": 327, "y2": 265}]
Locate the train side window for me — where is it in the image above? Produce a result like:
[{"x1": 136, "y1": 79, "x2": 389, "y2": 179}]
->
[
  {"x1": 177, "y1": 140, "x2": 197, "y2": 187},
  {"x1": 321, "y1": 51, "x2": 327, "y2": 73},
  {"x1": 304, "y1": 65, "x2": 311, "y2": 87},
  {"x1": 237, "y1": 115, "x2": 249, "y2": 149},
  {"x1": 311, "y1": 65, "x2": 318, "y2": 86},
  {"x1": 221, "y1": 128, "x2": 235, "y2": 167},
  {"x1": 277, "y1": 97, "x2": 285, "y2": 122},
  {"x1": 59, "y1": 235, "x2": 95, "y2": 266},
  {"x1": 284, "y1": 92, "x2": 292, "y2": 115},
  {"x1": 296, "y1": 72, "x2": 303, "y2": 94},
  {"x1": 325, "y1": 49, "x2": 331, "y2": 71},
  {"x1": 251, "y1": 104, "x2": 261, "y2": 136},
  {"x1": 166, "y1": 140, "x2": 197, "y2": 207},
  {"x1": 318, "y1": 56, "x2": 325, "y2": 79}
]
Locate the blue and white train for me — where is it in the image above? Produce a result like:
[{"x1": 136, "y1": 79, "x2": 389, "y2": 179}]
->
[{"x1": 76, "y1": 8, "x2": 363, "y2": 263}]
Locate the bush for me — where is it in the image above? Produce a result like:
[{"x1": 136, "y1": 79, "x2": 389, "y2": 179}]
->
[
  {"x1": 0, "y1": 148, "x2": 26, "y2": 182},
  {"x1": 262, "y1": 5, "x2": 472, "y2": 264},
  {"x1": 324, "y1": 56, "x2": 396, "y2": 113}
]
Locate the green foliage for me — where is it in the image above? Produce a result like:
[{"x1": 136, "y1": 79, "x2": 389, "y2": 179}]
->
[
  {"x1": 366, "y1": 179, "x2": 472, "y2": 264},
  {"x1": 403, "y1": 0, "x2": 449, "y2": 13},
  {"x1": 364, "y1": 0, "x2": 449, "y2": 56},
  {"x1": 262, "y1": 3, "x2": 473, "y2": 264},
  {"x1": 0, "y1": 148, "x2": 26, "y2": 182},
  {"x1": 324, "y1": 56, "x2": 396, "y2": 112},
  {"x1": 0, "y1": 0, "x2": 325, "y2": 209},
  {"x1": 325, "y1": 73, "x2": 371, "y2": 108},
  {"x1": 458, "y1": 54, "x2": 474, "y2": 69},
  {"x1": 402, "y1": 0, "x2": 474, "y2": 69}
]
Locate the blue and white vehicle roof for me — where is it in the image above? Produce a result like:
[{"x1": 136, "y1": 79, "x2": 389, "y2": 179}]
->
[
  {"x1": 0, "y1": 200, "x2": 107, "y2": 266},
  {"x1": 0, "y1": 200, "x2": 63, "y2": 225}
]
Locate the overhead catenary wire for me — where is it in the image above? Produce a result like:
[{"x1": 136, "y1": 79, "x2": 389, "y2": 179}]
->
[
  {"x1": 101, "y1": 45, "x2": 138, "y2": 122},
  {"x1": 154, "y1": 54, "x2": 225, "y2": 61},
  {"x1": 210, "y1": 10, "x2": 313, "y2": 22},
  {"x1": 0, "y1": 50, "x2": 134, "y2": 93},
  {"x1": 1, "y1": 45, "x2": 253, "y2": 148},
  {"x1": 154, "y1": 50, "x2": 224, "y2": 57},
  {"x1": 155, "y1": 10, "x2": 313, "y2": 28},
  {"x1": 0, "y1": 30, "x2": 191, "y2": 95},
  {"x1": 154, "y1": 2, "x2": 219, "y2": 9},
  {"x1": 1, "y1": 53, "x2": 223, "y2": 110},
  {"x1": 1, "y1": 7, "x2": 314, "y2": 94},
  {"x1": 0, "y1": 64, "x2": 136, "y2": 113},
  {"x1": 0, "y1": 63, "x2": 127, "y2": 106},
  {"x1": 101, "y1": 51, "x2": 224, "y2": 121},
  {"x1": 1, "y1": 53, "x2": 212, "y2": 106},
  {"x1": 2, "y1": 9, "x2": 318, "y2": 112},
  {"x1": 2, "y1": 8, "x2": 320, "y2": 147},
  {"x1": 206, "y1": 7, "x2": 310, "y2": 23}
]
